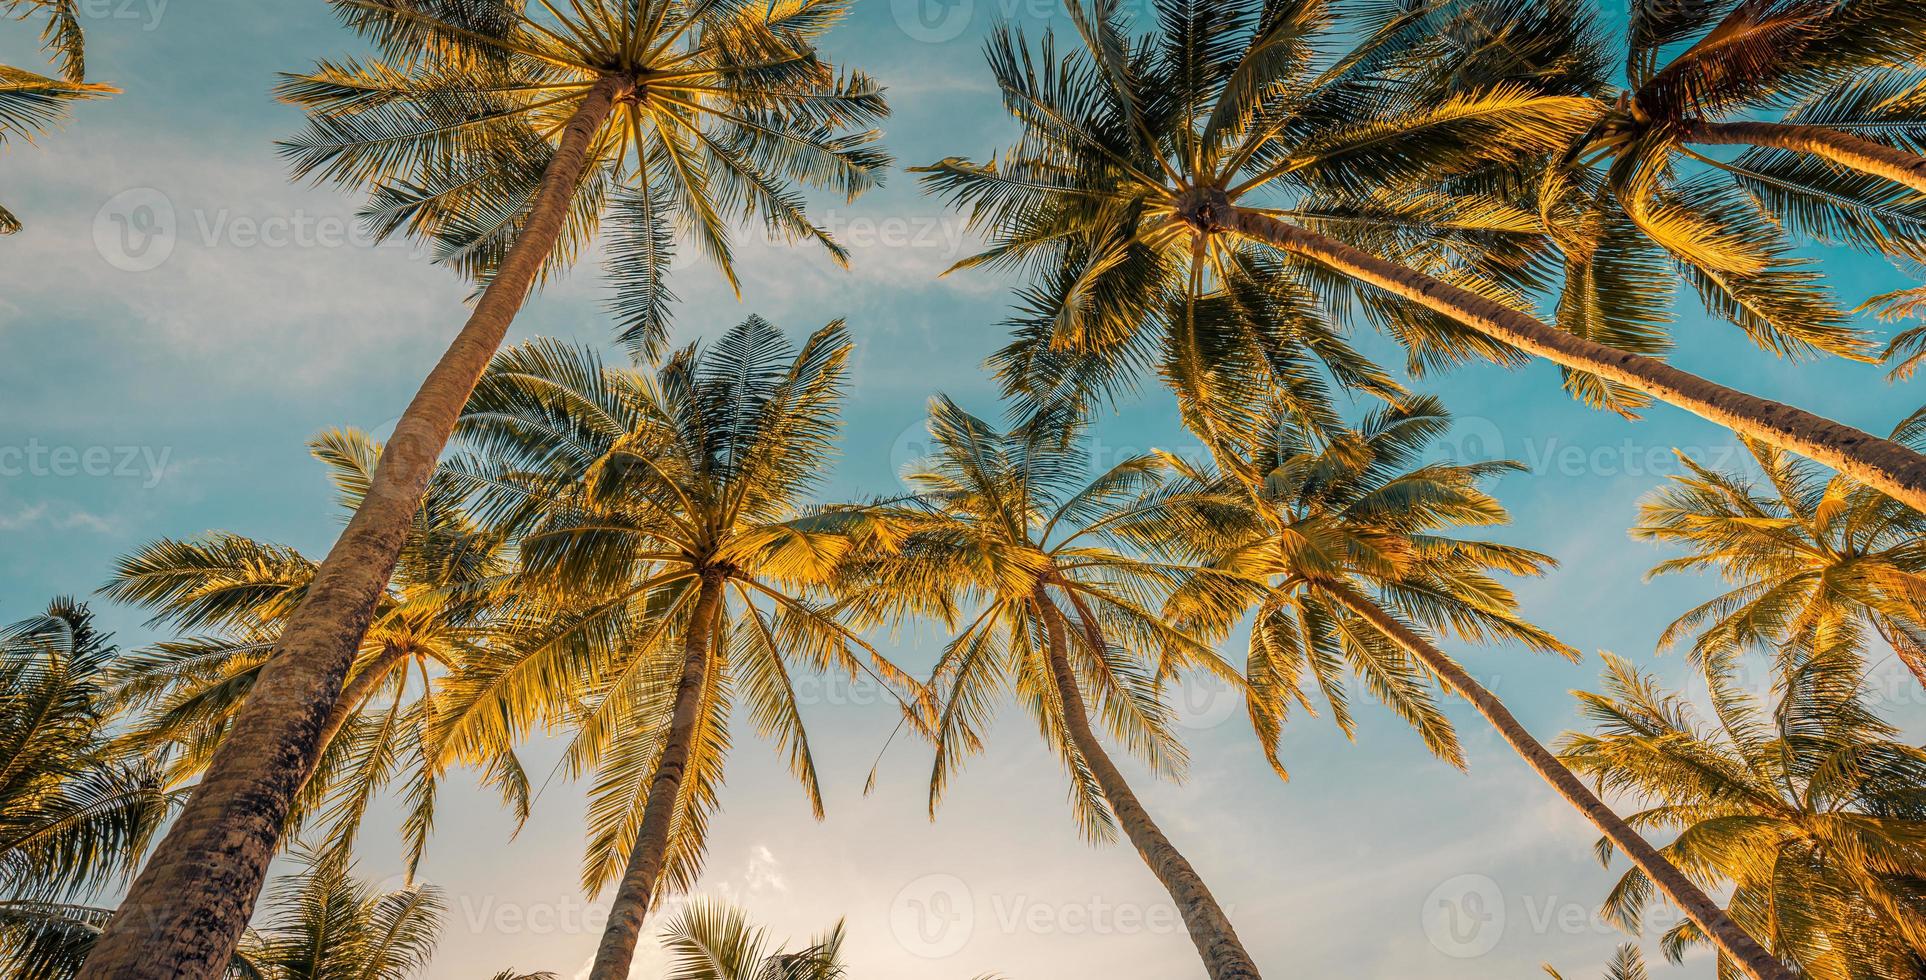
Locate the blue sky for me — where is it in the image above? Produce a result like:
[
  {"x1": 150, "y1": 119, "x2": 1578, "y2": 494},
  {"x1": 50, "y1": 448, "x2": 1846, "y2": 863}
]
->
[{"x1": 4, "y1": 1, "x2": 1925, "y2": 977}]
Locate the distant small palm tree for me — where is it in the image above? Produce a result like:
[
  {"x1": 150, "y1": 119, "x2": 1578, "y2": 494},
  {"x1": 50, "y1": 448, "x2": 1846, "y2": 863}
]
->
[
  {"x1": 0, "y1": 601, "x2": 176, "y2": 980},
  {"x1": 1562, "y1": 649, "x2": 1926, "y2": 979},
  {"x1": 838, "y1": 398, "x2": 1258, "y2": 980},
  {"x1": 232, "y1": 854, "x2": 443, "y2": 980},
  {"x1": 1, "y1": 0, "x2": 116, "y2": 232},
  {"x1": 1151, "y1": 399, "x2": 1786, "y2": 980},
  {"x1": 101, "y1": 430, "x2": 524, "y2": 873},
  {"x1": 1543, "y1": 943, "x2": 1654, "y2": 980},
  {"x1": 1636, "y1": 410, "x2": 1926, "y2": 692},
  {"x1": 921, "y1": 0, "x2": 1926, "y2": 512},
  {"x1": 444, "y1": 318, "x2": 927, "y2": 980},
  {"x1": 86, "y1": 5, "x2": 892, "y2": 972},
  {"x1": 658, "y1": 899, "x2": 847, "y2": 980}
]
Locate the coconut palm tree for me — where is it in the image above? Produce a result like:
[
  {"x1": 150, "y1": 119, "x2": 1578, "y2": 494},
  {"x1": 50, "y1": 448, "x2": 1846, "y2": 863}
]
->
[
  {"x1": 1543, "y1": 944, "x2": 1655, "y2": 980},
  {"x1": 231, "y1": 853, "x2": 444, "y2": 980},
  {"x1": 439, "y1": 318, "x2": 926, "y2": 980},
  {"x1": 656, "y1": 899, "x2": 847, "y2": 980},
  {"x1": 1148, "y1": 399, "x2": 1791, "y2": 980},
  {"x1": 1, "y1": 0, "x2": 115, "y2": 233},
  {"x1": 834, "y1": 397, "x2": 1258, "y2": 980},
  {"x1": 99, "y1": 430, "x2": 526, "y2": 875},
  {"x1": 82, "y1": 5, "x2": 889, "y2": 973},
  {"x1": 918, "y1": 0, "x2": 1926, "y2": 512},
  {"x1": 1636, "y1": 409, "x2": 1926, "y2": 693},
  {"x1": 1561, "y1": 647, "x2": 1926, "y2": 979},
  {"x1": 0, "y1": 602, "x2": 175, "y2": 980}
]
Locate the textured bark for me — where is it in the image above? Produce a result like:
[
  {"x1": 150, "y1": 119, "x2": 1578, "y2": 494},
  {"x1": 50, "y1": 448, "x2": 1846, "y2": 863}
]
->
[
  {"x1": 1038, "y1": 593, "x2": 1262, "y2": 980},
  {"x1": 1319, "y1": 579, "x2": 1794, "y2": 980},
  {"x1": 1685, "y1": 119, "x2": 1926, "y2": 195},
  {"x1": 1205, "y1": 203, "x2": 1926, "y2": 515},
  {"x1": 76, "y1": 76, "x2": 628, "y2": 980},
  {"x1": 315, "y1": 642, "x2": 412, "y2": 755},
  {"x1": 587, "y1": 573, "x2": 723, "y2": 980}
]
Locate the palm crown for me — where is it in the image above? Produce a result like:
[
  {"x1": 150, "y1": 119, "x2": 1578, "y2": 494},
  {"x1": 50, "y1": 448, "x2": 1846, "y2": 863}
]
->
[
  {"x1": 1149, "y1": 397, "x2": 1572, "y2": 776},
  {"x1": 1562, "y1": 650, "x2": 1926, "y2": 978},
  {"x1": 279, "y1": 0, "x2": 891, "y2": 353},
  {"x1": 1635, "y1": 410, "x2": 1926, "y2": 689},
  {"x1": 100, "y1": 430, "x2": 522, "y2": 876},
  {"x1": 1, "y1": 0, "x2": 115, "y2": 233}
]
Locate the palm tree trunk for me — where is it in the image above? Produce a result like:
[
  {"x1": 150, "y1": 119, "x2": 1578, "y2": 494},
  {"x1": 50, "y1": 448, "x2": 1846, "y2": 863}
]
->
[
  {"x1": 315, "y1": 641, "x2": 412, "y2": 755},
  {"x1": 1208, "y1": 204, "x2": 1926, "y2": 515},
  {"x1": 1317, "y1": 579, "x2": 1793, "y2": 980},
  {"x1": 76, "y1": 76, "x2": 629, "y2": 980},
  {"x1": 587, "y1": 573, "x2": 723, "y2": 980},
  {"x1": 1037, "y1": 593, "x2": 1262, "y2": 980},
  {"x1": 1683, "y1": 119, "x2": 1926, "y2": 195}
]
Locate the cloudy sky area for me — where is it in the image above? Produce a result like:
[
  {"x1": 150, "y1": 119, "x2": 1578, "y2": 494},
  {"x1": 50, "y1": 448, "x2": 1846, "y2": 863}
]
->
[{"x1": 3, "y1": 1, "x2": 1924, "y2": 977}]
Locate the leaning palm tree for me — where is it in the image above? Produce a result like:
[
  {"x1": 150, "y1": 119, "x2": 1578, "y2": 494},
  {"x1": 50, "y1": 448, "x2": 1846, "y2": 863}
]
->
[
  {"x1": 99, "y1": 430, "x2": 526, "y2": 875},
  {"x1": 836, "y1": 397, "x2": 1258, "y2": 980},
  {"x1": 1150, "y1": 399, "x2": 1791, "y2": 980},
  {"x1": 1636, "y1": 409, "x2": 1926, "y2": 692},
  {"x1": 918, "y1": 0, "x2": 1926, "y2": 511},
  {"x1": 1, "y1": 0, "x2": 115, "y2": 233},
  {"x1": 657, "y1": 899, "x2": 847, "y2": 980},
  {"x1": 439, "y1": 318, "x2": 926, "y2": 980},
  {"x1": 82, "y1": 5, "x2": 889, "y2": 974},
  {"x1": 1562, "y1": 647, "x2": 1926, "y2": 979},
  {"x1": 0, "y1": 602, "x2": 175, "y2": 980}
]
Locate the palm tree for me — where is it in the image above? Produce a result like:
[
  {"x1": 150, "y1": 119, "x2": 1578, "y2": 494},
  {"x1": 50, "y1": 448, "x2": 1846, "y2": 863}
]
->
[
  {"x1": 917, "y1": 0, "x2": 1926, "y2": 512},
  {"x1": 1, "y1": 0, "x2": 115, "y2": 233},
  {"x1": 657, "y1": 899, "x2": 846, "y2": 980},
  {"x1": 0, "y1": 602, "x2": 175, "y2": 980},
  {"x1": 836, "y1": 398, "x2": 1259, "y2": 980},
  {"x1": 1149, "y1": 399, "x2": 1791, "y2": 980},
  {"x1": 1561, "y1": 648, "x2": 1926, "y2": 979},
  {"x1": 99, "y1": 430, "x2": 525, "y2": 874},
  {"x1": 1636, "y1": 409, "x2": 1926, "y2": 693},
  {"x1": 440, "y1": 318, "x2": 926, "y2": 980},
  {"x1": 82, "y1": 5, "x2": 890, "y2": 973},
  {"x1": 231, "y1": 853, "x2": 444, "y2": 980},
  {"x1": 1543, "y1": 944, "x2": 1655, "y2": 980}
]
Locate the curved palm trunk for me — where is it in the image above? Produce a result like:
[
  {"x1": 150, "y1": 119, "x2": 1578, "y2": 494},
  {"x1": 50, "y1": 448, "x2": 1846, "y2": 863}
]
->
[
  {"x1": 1207, "y1": 204, "x2": 1926, "y2": 515},
  {"x1": 315, "y1": 642, "x2": 412, "y2": 754},
  {"x1": 77, "y1": 77, "x2": 629, "y2": 980},
  {"x1": 1038, "y1": 594, "x2": 1263, "y2": 980},
  {"x1": 588, "y1": 573, "x2": 723, "y2": 980},
  {"x1": 1317, "y1": 579, "x2": 1793, "y2": 980},
  {"x1": 1684, "y1": 119, "x2": 1926, "y2": 196}
]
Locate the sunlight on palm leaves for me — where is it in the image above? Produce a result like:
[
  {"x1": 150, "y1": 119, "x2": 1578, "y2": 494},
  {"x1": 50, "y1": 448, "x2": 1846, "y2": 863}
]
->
[
  {"x1": 917, "y1": 0, "x2": 1610, "y2": 428},
  {"x1": 1635, "y1": 410, "x2": 1926, "y2": 691},
  {"x1": 837, "y1": 397, "x2": 1242, "y2": 840},
  {"x1": 658, "y1": 898, "x2": 846, "y2": 980},
  {"x1": 278, "y1": 0, "x2": 889, "y2": 354},
  {"x1": 1544, "y1": 943, "x2": 1654, "y2": 980},
  {"x1": 443, "y1": 317, "x2": 928, "y2": 903},
  {"x1": 0, "y1": 602, "x2": 176, "y2": 980},
  {"x1": 100, "y1": 430, "x2": 525, "y2": 876},
  {"x1": 1, "y1": 0, "x2": 116, "y2": 233},
  {"x1": 1149, "y1": 397, "x2": 1573, "y2": 778},
  {"x1": 231, "y1": 851, "x2": 445, "y2": 980},
  {"x1": 1561, "y1": 649, "x2": 1926, "y2": 979}
]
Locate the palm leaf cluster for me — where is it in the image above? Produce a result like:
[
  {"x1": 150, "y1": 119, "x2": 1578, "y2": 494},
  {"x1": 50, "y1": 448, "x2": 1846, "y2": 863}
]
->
[
  {"x1": 278, "y1": 0, "x2": 891, "y2": 355},
  {"x1": 1, "y1": 0, "x2": 115, "y2": 233},
  {"x1": 1563, "y1": 649, "x2": 1926, "y2": 979}
]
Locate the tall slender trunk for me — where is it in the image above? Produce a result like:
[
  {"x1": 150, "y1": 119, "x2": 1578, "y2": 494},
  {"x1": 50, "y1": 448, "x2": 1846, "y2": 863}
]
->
[
  {"x1": 1036, "y1": 592, "x2": 1262, "y2": 980},
  {"x1": 76, "y1": 76, "x2": 628, "y2": 980},
  {"x1": 1684, "y1": 119, "x2": 1926, "y2": 195},
  {"x1": 1317, "y1": 579, "x2": 1793, "y2": 980},
  {"x1": 588, "y1": 573, "x2": 723, "y2": 980},
  {"x1": 1205, "y1": 203, "x2": 1926, "y2": 515},
  {"x1": 315, "y1": 642, "x2": 412, "y2": 755}
]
